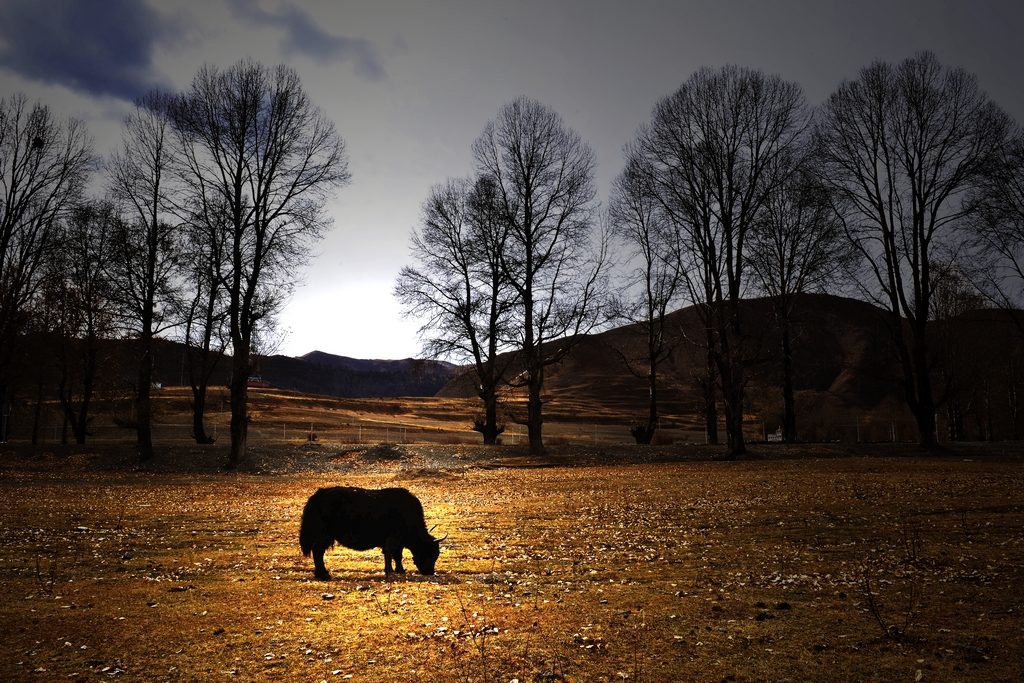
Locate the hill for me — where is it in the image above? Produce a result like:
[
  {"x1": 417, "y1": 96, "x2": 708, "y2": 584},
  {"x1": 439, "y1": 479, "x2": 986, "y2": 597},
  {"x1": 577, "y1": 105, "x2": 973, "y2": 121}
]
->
[{"x1": 437, "y1": 293, "x2": 1024, "y2": 441}]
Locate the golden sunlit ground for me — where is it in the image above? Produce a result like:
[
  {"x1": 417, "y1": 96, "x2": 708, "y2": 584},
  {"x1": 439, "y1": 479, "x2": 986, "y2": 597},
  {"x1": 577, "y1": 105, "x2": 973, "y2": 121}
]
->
[{"x1": 1, "y1": 446, "x2": 1022, "y2": 682}]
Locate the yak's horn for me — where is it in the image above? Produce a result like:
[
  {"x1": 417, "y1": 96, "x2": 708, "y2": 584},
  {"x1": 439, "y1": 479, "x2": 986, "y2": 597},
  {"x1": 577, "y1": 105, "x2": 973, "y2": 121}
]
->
[
  {"x1": 428, "y1": 524, "x2": 438, "y2": 533},
  {"x1": 437, "y1": 531, "x2": 448, "y2": 542}
]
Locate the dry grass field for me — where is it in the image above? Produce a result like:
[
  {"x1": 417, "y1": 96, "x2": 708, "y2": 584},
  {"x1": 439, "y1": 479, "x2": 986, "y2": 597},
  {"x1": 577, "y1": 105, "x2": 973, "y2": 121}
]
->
[
  {"x1": 1, "y1": 443, "x2": 1022, "y2": 682},
  {"x1": 10, "y1": 385, "x2": 794, "y2": 448}
]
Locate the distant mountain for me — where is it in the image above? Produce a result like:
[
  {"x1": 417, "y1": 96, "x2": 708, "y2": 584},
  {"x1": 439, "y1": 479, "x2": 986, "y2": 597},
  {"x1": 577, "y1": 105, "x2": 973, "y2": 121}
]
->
[
  {"x1": 14, "y1": 338, "x2": 459, "y2": 400},
  {"x1": 256, "y1": 351, "x2": 458, "y2": 398}
]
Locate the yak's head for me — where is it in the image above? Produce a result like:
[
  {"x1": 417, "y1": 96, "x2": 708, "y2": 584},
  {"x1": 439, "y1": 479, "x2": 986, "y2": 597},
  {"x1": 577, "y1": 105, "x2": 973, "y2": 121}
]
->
[{"x1": 412, "y1": 531, "x2": 446, "y2": 575}]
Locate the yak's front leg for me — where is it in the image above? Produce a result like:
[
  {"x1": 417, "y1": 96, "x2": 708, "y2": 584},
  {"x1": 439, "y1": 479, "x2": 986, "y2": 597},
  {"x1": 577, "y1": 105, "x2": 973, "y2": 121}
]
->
[
  {"x1": 311, "y1": 544, "x2": 331, "y2": 581},
  {"x1": 384, "y1": 537, "x2": 406, "y2": 575}
]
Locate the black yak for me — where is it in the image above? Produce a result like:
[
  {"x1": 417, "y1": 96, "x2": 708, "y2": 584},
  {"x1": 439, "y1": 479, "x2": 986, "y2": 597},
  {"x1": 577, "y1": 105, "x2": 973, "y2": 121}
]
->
[{"x1": 299, "y1": 486, "x2": 444, "y2": 579}]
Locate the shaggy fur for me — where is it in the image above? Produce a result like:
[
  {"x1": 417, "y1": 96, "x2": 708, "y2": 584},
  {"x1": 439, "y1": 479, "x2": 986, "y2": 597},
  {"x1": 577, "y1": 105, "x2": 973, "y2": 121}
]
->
[{"x1": 299, "y1": 486, "x2": 442, "y2": 580}]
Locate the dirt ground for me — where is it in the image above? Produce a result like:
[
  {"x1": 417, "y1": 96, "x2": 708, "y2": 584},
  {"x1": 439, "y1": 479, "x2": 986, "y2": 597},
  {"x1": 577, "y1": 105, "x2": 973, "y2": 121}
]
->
[{"x1": 1, "y1": 444, "x2": 1022, "y2": 681}]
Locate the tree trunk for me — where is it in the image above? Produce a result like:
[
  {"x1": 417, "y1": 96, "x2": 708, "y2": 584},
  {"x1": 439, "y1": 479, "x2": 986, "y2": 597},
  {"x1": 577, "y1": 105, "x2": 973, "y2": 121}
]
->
[
  {"x1": 474, "y1": 392, "x2": 505, "y2": 445},
  {"x1": 527, "y1": 365, "x2": 545, "y2": 455},
  {"x1": 227, "y1": 346, "x2": 249, "y2": 469},
  {"x1": 911, "y1": 330, "x2": 938, "y2": 449},
  {"x1": 136, "y1": 338, "x2": 154, "y2": 461},
  {"x1": 1010, "y1": 378, "x2": 1020, "y2": 441},
  {"x1": 781, "y1": 321, "x2": 796, "y2": 442},
  {"x1": 0, "y1": 384, "x2": 8, "y2": 443},
  {"x1": 632, "y1": 369, "x2": 658, "y2": 445},
  {"x1": 717, "y1": 347, "x2": 746, "y2": 457},
  {"x1": 714, "y1": 304, "x2": 747, "y2": 457},
  {"x1": 73, "y1": 414, "x2": 87, "y2": 444},
  {"x1": 985, "y1": 385, "x2": 994, "y2": 441},
  {"x1": 0, "y1": 384, "x2": 7, "y2": 443},
  {"x1": 31, "y1": 380, "x2": 44, "y2": 445},
  {"x1": 59, "y1": 363, "x2": 92, "y2": 446},
  {"x1": 722, "y1": 381, "x2": 747, "y2": 456},
  {"x1": 190, "y1": 381, "x2": 215, "y2": 444},
  {"x1": 890, "y1": 314, "x2": 939, "y2": 449},
  {"x1": 186, "y1": 313, "x2": 221, "y2": 445},
  {"x1": 64, "y1": 392, "x2": 89, "y2": 445},
  {"x1": 76, "y1": 341, "x2": 97, "y2": 445},
  {"x1": 703, "y1": 335, "x2": 719, "y2": 445}
]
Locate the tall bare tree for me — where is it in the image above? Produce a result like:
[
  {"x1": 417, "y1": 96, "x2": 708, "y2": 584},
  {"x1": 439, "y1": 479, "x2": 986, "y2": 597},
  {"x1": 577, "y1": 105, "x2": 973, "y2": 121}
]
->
[
  {"x1": 0, "y1": 94, "x2": 93, "y2": 438},
  {"x1": 179, "y1": 202, "x2": 230, "y2": 444},
  {"x1": 608, "y1": 152, "x2": 683, "y2": 444},
  {"x1": 49, "y1": 201, "x2": 117, "y2": 445},
  {"x1": 748, "y1": 154, "x2": 850, "y2": 441},
  {"x1": 632, "y1": 66, "x2": 809, "y2": 455},
  {"x1": 472, "y1": 97, "x2": 605, "y2": 455},
  {"x1": 108, "y1": 92, "x2": 180, "y2": 461},
  {"x1": 395, "y1": 175, "x2": 516, "y2": 444},
  {"x1": 816, "y1": 52, "x2": 1012, "y2": 448},
  {"x1": 171, "y1": 59, "x2": 350, "y2": 468}
]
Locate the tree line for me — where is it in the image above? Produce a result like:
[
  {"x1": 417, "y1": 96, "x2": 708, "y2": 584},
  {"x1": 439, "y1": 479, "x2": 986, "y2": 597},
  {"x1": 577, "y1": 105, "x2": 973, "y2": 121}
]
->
[
  {"x1": 0, "y1": 59, "x2": 349, "y2": 467},
  {"x1": 396, "y1": 52, "x2": 1024, "y2": 456}
]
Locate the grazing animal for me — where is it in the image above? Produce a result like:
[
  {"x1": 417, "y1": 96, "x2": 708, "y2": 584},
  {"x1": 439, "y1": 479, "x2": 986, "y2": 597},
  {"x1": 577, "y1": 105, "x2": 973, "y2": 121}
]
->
[{"x1": 299, "y1": 486, "x2": 445, "y2": 579}]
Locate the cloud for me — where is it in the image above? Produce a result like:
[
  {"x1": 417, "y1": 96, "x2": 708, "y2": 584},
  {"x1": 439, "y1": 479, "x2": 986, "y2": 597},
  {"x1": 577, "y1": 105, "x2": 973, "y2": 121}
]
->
[
  {"x1": 0, "y1": 0, "x2": 175, "y2": 101},
  {"x1": 227, "y1": 0, "x2": 386, "y2": 81}
]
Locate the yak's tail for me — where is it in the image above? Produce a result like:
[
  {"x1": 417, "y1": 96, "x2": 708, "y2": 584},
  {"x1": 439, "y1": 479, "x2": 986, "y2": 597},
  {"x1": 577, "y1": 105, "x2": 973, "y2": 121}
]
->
[{"x1": 298, "y1": 495, "x2": 318, "y2": 557}]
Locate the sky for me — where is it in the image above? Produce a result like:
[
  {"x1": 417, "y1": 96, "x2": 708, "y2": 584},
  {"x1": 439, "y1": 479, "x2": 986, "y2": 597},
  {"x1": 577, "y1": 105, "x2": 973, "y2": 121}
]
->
[{"x1": 2, "y1": 0, "x2": 1023, "y2": 360}]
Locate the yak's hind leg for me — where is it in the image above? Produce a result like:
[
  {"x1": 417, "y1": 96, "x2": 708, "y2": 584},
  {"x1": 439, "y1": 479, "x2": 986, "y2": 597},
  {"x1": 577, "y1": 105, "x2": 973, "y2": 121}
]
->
[
  {"x1": 311, "y1": 544, "x2": 331, "y2": 580},
  {"x1": 384, "y1": 537, "x2": 406, "y2": 575}
]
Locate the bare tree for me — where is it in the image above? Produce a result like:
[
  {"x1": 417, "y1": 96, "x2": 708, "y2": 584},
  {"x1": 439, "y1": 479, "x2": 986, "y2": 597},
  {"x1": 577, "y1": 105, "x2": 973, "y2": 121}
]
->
[
  {"x1": 48, "y1": 201, "x2": 117, "y2": 445},
  {"x1": 666, "y1": 220, "x2": 721, "y2": 446},
  {"x1": 171, "y1": 59, "x2": 350, "y2": 468},
  {"x1": 0, "y1": 94, "x2": 94, "y2": 439},
  {"x1": 816, "y1": 52, "x2": 1013, "y2": 448},
  {"x1": 395, "y1": 175, "x2": 516, "y2": 444},
  {"x1": 971, "y1": 137, "x2": 1024, "y2": 440},
  {"x1": 928, "y1": 265, "x2": 987, "y2": 441},
  {"x1": 472, "y1": 97, "x2": 605, "y2": 455},
  {"x1": 973, "y1": 135, "x2": 1024, "y2": 324},
  {"x1": 179, "y1": 202, "x2": 230, "y2": 444},
  {"x1": 108, "y1": 92, "x2": 180, "y2": 461},
  {"x1": 608, "y1": 152, "x2": 683, "y2": 444},
  {"x1": 632, "y1": 66, "x2": 809, "y2": 456},
  {"x1": 748, "y1": 153, "x2": 851, "y2": 441}
]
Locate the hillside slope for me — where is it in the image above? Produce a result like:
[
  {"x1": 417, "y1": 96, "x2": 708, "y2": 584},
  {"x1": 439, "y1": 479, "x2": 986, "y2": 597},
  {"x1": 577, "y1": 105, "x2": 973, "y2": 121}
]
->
[{"x1": 437, "y1": 293, "x2": 1019, "y2": 439}]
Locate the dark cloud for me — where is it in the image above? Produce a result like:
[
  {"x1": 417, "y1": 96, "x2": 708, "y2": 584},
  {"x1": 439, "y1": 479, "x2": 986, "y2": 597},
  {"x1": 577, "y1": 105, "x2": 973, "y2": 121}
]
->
[
  {"x1": 0, "y1": 0, "x2": 174, "y2": 101},
  {"x1": 227, "y1": 0, "x2": 386, "y2": 81}
]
